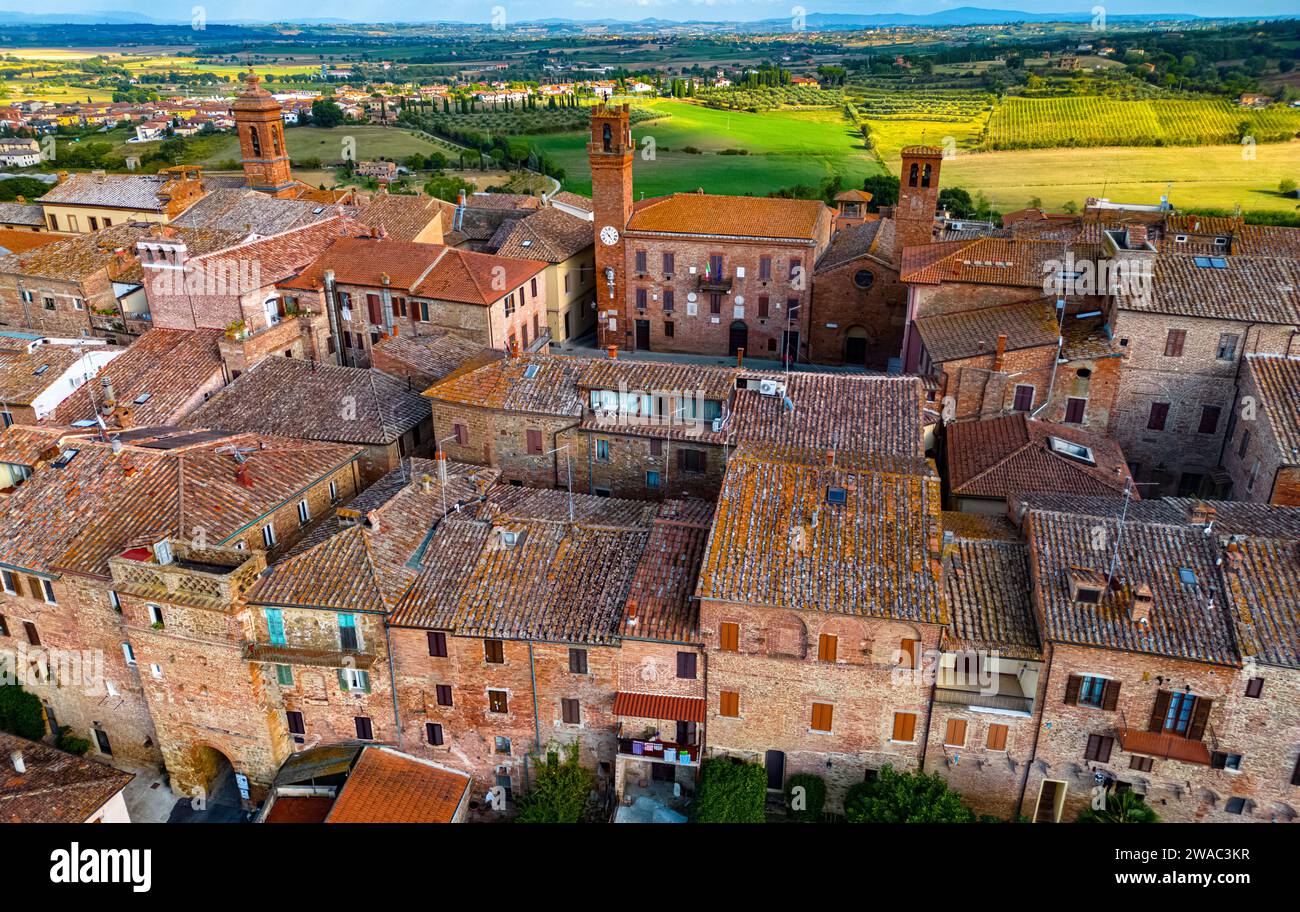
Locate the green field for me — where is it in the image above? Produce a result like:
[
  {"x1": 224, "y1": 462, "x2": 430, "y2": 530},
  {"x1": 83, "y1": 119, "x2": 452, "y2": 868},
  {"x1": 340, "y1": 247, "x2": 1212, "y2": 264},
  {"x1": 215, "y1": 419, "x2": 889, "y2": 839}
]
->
[
  {"x1": 194, "y1": 126, "x2": 452, "y2": 166},
  {"x1": 942, "y1": 142, "x2": 1300, "y2": 215},
  {"x1": 513, "y1": 98, "x2": 882, "y2": 197}
]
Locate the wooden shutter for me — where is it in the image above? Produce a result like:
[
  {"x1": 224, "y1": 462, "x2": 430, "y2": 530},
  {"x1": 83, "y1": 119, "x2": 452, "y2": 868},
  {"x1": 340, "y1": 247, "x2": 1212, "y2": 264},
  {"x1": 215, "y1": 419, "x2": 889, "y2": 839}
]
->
[
  {"x1": 649, "y1": 438, "x2": 663, "y2": 457},
  {"x1": 1187, "y1": 698, "x2": 1212, "y2": 741},
  {"x1": 426, "y1": 722, "x2": 443, "y2": 746},
  {"x1": 355, "y1": 717, "x2": 372, "y2": 739},
  {"x1": 987, "y1": 723, "x2": 1008, "y2": 751},
  {"x1": 719, "y1": 622, "x2": 739, "y2": 652},
  {"x1": 1292, "y1": 757, "x2": 1300, "y2": 787},
  {"x1": 811, "y1": 703, "x2": 833, "y2": 732},
  {"x1": 27, "y1": 576, "x2": 42, "y2": 600},
  {"x1": 1148, "y1": 690, "x2": 1172, "y2": 732},
  {"x1": 562, "y1": 698, "x2": 580, "y2": 724},
  {"x1": 1245, "y1": 677, "x2": 1264, "y2": 698},
  {"x1": 436, "y1": 684, "x2": 452, "y2": 706},
  {"x1": 818, "y1": 634, "x2": 837, "y2": 663},
  {"x1": 526, "y1": 429, "x2": 543, "y2": 454},
  {"x1": 1085, "y1": 734, "x2": 1113, "y2": 763},
  {"x1": 900, "y1": 638, "x2": 919, "y2": 669},
  {"x1": 720, "y1": 691, "x2": 739, "y2": 717},
  {"x1": 676, "y1": 449, "x2": 686, "y2": 471},
  {"x1": 698, "y1": 450, "x2": 708, "y2": 473},
  {"x1": 23, "y1": 622, "x2": 39, "y2": 646},
  {"x1": 944, "y1": 718, "x2": 967, "y2": 746},
  {"x1": 286, "y1": 711, "x2": 305, "y2": 734},
  {"x1": 366, "y1": 293, "x2": 381, "y2": 324},
  {"x1": 1063, "y1": 674, "x2": 1083, "y2": 706},
  {"x1": 677, "y1": 652, "x2": 696, "y2": 679},
  {"x1": 1101, "y1": 679, "x2": 1121, "y2": 711},
  {"x1": 892, "y1": 712, "x2": 915, "y2": 742},
  {"x1": 427, "y1": 631, "x2": 446, "y2": 657}
]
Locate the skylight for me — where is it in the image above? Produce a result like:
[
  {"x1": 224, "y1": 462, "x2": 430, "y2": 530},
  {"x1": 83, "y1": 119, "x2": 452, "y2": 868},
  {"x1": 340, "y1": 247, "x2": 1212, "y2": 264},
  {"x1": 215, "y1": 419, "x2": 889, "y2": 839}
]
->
[
  {"x1": 523, "y1": 364, "x2": 540, "y2": 379},
  {"x1": 1178, "y1": 567, "x2": 1196, "y2": 586},
  {"x1": 133, "y1": 393, "x2": 152, "y2": 405},
  {"x1": 826, "y1": 486, "x2": 847, "y2": 505},
  {"x1": 1193, "y1": 256, "x2": 1228, "y2": 269},
  {"x1": 32, "y1": 364, "x2": 49, "y2": 376},
  {"x1": 1047, "y1": 436, "x2": 1095, "y2": 465}
]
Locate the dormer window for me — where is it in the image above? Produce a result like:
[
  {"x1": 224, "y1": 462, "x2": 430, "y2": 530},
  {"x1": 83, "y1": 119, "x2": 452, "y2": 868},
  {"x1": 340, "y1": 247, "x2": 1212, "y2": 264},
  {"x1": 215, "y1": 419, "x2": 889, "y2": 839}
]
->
[
  {"x1": 1068, "y1": 567, "x2": 1107, "y2": 604},
  {"x1": 826, "y1": 486, "x2": 847, "y2": 505},
  {"x1": 1048, "y1": 436, "x2": 1095, "y2": 465}
]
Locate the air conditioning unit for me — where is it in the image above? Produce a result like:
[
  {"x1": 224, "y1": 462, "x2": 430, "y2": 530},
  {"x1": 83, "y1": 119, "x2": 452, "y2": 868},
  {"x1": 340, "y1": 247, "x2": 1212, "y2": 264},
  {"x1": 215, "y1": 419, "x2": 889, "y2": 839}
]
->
[
  {"x1": 759, "y1": 380, "x2": 784, "y2": 397},
  {"x1": 711, "y1": 417, "x2": 723, "y2": 433}
]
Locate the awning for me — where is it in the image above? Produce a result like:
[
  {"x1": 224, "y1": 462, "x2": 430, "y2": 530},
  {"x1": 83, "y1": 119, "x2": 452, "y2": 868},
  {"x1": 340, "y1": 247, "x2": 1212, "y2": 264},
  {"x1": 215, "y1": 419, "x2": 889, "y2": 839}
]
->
[{"x1": 613, "y1": 692, "x2": 706, "y2": 724}]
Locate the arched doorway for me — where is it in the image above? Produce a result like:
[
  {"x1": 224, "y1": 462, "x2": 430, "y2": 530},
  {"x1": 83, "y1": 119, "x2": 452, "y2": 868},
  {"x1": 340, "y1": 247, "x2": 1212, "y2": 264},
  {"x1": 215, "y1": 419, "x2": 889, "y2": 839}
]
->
[
  {"x1": 168, "y1": 744, "x2": 246, "y2": 822},
  {"x1": 728, "y1": 320, "x2": 748, "y2": 356},
  {"x1": 843, "y1": 325, "x2": 871, "y2": 366}
]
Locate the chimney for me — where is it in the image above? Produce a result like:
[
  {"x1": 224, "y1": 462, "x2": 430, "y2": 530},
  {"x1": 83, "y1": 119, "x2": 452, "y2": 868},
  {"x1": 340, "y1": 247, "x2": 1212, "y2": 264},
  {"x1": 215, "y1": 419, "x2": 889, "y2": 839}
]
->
[
  {"x1": 825, "y1": 449, "x2": 836, "y2": 467},
  {"x1": 115, "y1": 405, "x2": 134, "y2": 430},
  {"x1": 992, "y1": 333, "x2": 1008, "y2": 372},
  {"x1": 606, "y1": 345, "x2": 618, "y2": 360},
  {"x1": 509, "y1": 337, "x2": 521, "y2": 358},
  {"x1": 736, "y1": 347, "x2": 744, "y2": 368},
  {"x1": 1125, "y1": 225, "x2": 1149, "y2": 249},
  {"x1": 56, "y1": 170, "x2": 68, "y2": 184},
  {"x1": 1189, "y1": 502, "x2": 1216, "y2": 526},
  {"x1": 1131, "y1": 583, "x2": 1153, "y2": 624},
  {"x1": 1224, "y1": 540, "x2": 1243, "y2": 572},
  {"x1": 100, "y1": 375, "x2": 117, "y2": 412},
  {"x1": 419, "y1": 473, "x2": 433, "y2": 494},
  {"x1": 625, "y1": 601, "x2": 638, "y2": 629},
  {"x1": 457, "y1": 189, "x2": 466, "y2": 207},
  {"x1": 10, "y1": 751, "x2": 23, "y2": 774},
  {"x1": 436, "y1": 449, "x2": 448, "y2": 485}
]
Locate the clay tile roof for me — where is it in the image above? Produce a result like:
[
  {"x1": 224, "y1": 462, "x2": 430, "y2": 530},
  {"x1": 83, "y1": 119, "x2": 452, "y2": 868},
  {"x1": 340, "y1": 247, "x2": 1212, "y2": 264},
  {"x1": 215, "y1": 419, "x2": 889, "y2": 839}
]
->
[
  {"x1": 944, "y1": 537, "x2": 1041, "y2": 660},
  {"x1": 1242, "y1": 354, "x2": 1300, "y2": 466},
  {"x1": 0, "y1": 732, "x2": 133, "y2": 823},
  {"x1": 185, "y1": 357, "x2": 429, "y2": 446},
  {"x1": 38, "y1": 172, "x2": 172, "y2": 210},
  {"x1": 371, "y1": 330, "x2": 501, "y2": 389},
  {"x1": 0, "y1": 202, "x2": 47, "y2": 228},
  {"x1": 901, "y1": 237, "x2": 1091, "y2": 287},
  {"x1": 411, "y1": 246, "x2": 547, "y2": 305},
  {"x1": 550, "y1": 190, "x2": 593, "y2": 213},
  {"x1": 171, "y1": 188, "x2": 349, "y2": 235},
  {"x1": 914, "y1": 299, "x2": 1060, "y2": 363},
  {"x1": 576, "y1": 358, "x2": 740, "y2": 402},
  {"x1": 696, "y1": 443, "x2": 945, "y2": 624},
  {"x1": 623, "y1": 499, "x2": 713, "y2": 643},
  {"x1": 612, "y1": 692, "x2": 706, "y2": 723},
  {"x1": 627, "y1": 193, "x2": 828, "y2": 241},
  {"x1": 279, "y1": 235, "x2": 442, "y2": 291},
  {"x1": 46, "y1": 329, "x2": 224, "y2": 428},
  {"x1": 467, "y1": 192, "x2": 542, "y2": 212},
  {"x1": 0, "y1": 346, "x2": 86, "y2": 407},
  {"x1": 730, "y1": 373, "x2": 925, "y2": 456},
  {"x1": 1025, "y1": 505, "x2": 1239, "y2": 665},
  {"x1": 263, "y1": 795, "x2": 334, "y2": 823},
  {"x1": 325, "y1": 747, "x2": 470, "y2": 824},
  {"x1": 1129, "y1": 254, "x2": 1300, "y2": 325},
  {"x1": 0, "y1": 228, "x2": 62, "y2": 255},
  {"x1": 815, "y1": 218, "x2": 892, "y2": 272},
  {"x1": 355, "y1": 193, "x2": 451, "y2": 243},
  {"x1": 834, "y1": 188, "x2": 873, "y2": 203},
  {"x1": 1220, "y1": 535, "x2": 1300, "y2": 670},
  {"x1": 425, "y1": 353, "x2": 591, "y2": 415},
  {"x1": 489, "y1": 207, "x2": 593, "y2": 263},
  {"x1": 947, "y1": 414, "x2": 1134, "y2": 501}
]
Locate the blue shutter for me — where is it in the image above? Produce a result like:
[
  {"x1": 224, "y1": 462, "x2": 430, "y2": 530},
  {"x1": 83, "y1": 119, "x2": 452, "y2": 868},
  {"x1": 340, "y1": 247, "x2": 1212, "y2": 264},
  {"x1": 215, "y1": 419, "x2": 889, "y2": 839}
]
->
[{"x1": 265, "y1": 608, "x2": 286, "y2": 646}]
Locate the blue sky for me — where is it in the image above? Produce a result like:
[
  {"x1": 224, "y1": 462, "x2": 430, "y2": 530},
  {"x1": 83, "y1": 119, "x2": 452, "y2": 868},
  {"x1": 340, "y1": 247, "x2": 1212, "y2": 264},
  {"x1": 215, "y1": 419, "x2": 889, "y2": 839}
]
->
[{"x1": 6, "y1": 0, "x2": 1297, "y2": 24}]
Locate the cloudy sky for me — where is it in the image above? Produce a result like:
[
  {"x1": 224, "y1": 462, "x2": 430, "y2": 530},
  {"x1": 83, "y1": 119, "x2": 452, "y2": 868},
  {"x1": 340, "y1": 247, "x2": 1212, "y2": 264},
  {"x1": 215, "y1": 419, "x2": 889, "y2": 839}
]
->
[{"x1": 4, "y1": 0, "x2": 1296, "y2": 23}]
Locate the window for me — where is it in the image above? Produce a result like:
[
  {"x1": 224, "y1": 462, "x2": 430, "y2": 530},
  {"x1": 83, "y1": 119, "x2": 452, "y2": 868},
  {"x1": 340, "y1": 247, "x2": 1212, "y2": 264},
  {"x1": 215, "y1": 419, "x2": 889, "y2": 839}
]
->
[
  {"x1": 987, "y1": 723, "x2": 1009, "y2": 751},
  {"x1": 1211, "y1": 752, "x2": 1243, "y2": 771},
  {"x1": 1013, "y1": 384, "x2": 1034, "y2": 412},
  {"x1": 427, "y1": 631, "x2": 447, "y2": 657},
  {"x1": 488, "y1": 689, "x2": 508, "y2": 714},
  {"x1": 1197, "y1": 406, "x2": 1221, "y2": 435},
  {"x1": 719, "y1": 690, "x2": 740, "y2": 717},
  {"x1": 1238, "y1": 428, "x2": 1251, "y2": 459},
  {"x1": 329, "y1": 481, "x2": 338, "y2": 502},
  {"x1": 853, "y1": 269, "x2": 874, "y2": 290},
  {"x1": 1163, "y1": 329, "x2": 1186, "y2": 357},
  {"x1": 944, "y1": 718, "x2": 967, "y2": 747},
  {"x1": 826, "y1": 487, "x2": 848, "y2": 505},
  {"x1": 635, "y1": 287, "x2": 647, "y2": 309},
  {"x1": 817, "y1": 634, "x2": 837, "y2": 663},
  {"x1": 342, "y1": 668, "x2": 369, "y2": 693},
  {"x1": 426, "y1": 722, "x2": 444, "y2": 746},
  {"x1": 122, "y1": 642, "x2": 136, "y2": 666},
  {"x1": 662, "y1": 289, "x2": 674, "y2": 312},
  {"x1": 275, "y1": 664, "x2": 293, "y2": 686},
  {"x1": 297, "y1": 500, "x2": 311, "y2": 525},
  {"x1": 678, "y1": 448, "x2": 707, "y2": 474},
  {"x1": 530, "y1": 277, "x2": 538, "y2": 298},
  {"x1": 1130, "y1": 755, "x2": 1153, "y2": 772},
  {"x1": 561, "y1": 698, "x2": 581, "y2": 725},
  {"x1": 892, "y1": 712, "x2": 917, "y2": 742},
  {"x1": 435, "y1": 684, "x2": 453, "y2": 706},
  {"x1": 789, "y1": 258, "x2": 802, "y2": 282},
  {"x1": 662, "y1": 252, "x2": 674, "y2": 275},
  {"x1": 526, "y1": 429, "x2": 543, "y2": 455},
  {"x1": 40, "y1": 579, "x2": 55, "y2": 604},
  {"x1": 676, "y1": 652, "x2": 697, "y2": 680},
  {"x1": 147, "y1": 604, "x2": 164, "y2": 627},
  {"x1": 709, "y1": 293, "x2": 721, "y2": 315},
  {"x1": 495, "y1": 736, "x2": 512, "y2": 755},
  {"x1": 1178, "y1": 567, "x2": 1196, "y2": 586},
  {"x1": 1245, "y1": 677, "x2": 1264, "y2": 698},
  {"x1": 1084, "y1": 734, "x2": 1114, "y2": 763},
  {"x1": 1224, "y1": 797, "x2": 1247, "y2": 815},
  {"x1": 150, "y1": 663, "x2": 163, "y2": 680},
  {"x1": 645, "y1": 470, "x2": 661, "y2": 489},
  {"x1": 1147, "y1": 402, "x2": 1170, "y2": 431},
  {"x1": 1248, "y1": 457, "x2": 1260, "y2": 493},
  {"x1": 1079, "y1": 676, "x2": 1107, "y2": 708},
  {"x1": 1216, "y1": 333, "x2": 1239, "y2": 361},
  {"x1": 1162, "y1": 691, "x2": 1196, "y2": 734},
  {"x1": 635, "y1": 250, "x2": 647, "y2": 273},
  {"x1": 286, "y1": 711, "x2": 305, "y2": 735},
  {"x1": 758, "y1": 256, "x2": 772, "y2": 281},
  {"x1": 453, "y1": 423, "x2": 468, "y2": 446},
  {"x1": 1064, "y1": 397, "x2": 1086, "y2": 424},
  {"x1": 757, "y1": 295, "x2": 769, "y2": 319},
  {"x1": 354, "y1": 716, "x2": 373, "y2": 740},
  {"x1": 262, "y1": 523, "x2": 276, "y2": 548},
  {"x1": 1, "y1": 571, "x2": 14, "y2": 594},
  {"x1": 23, "y1": 621, "x2": 39, "y2": 646},
  {"x1": 0, "y1": 615, "x2": 6, "y2": 637},
  {"x1": 649, "y1": 438, "x2": 663, "y2": 458},
  {"x1": 1048, "y1": 436, "x2": 1095, "y2": 465},
  {"x1": 568, "y1": 648, "x2": 588, "y2": 674},
  {"x1": 484, "y1": 639, "x2": 505, "y2": 664},
  {"x1": 338, "y1": 613, "x2": 359, "y2": 651},
  {"x1": 898, "y1": 638, "x2": 920, "y2": 670},
  {"x1": 595, "y1": 439, "x2": 610, "y2": 462},
  {"x1": 810, "y1": 703, "x2": 833, "y2": 732}
]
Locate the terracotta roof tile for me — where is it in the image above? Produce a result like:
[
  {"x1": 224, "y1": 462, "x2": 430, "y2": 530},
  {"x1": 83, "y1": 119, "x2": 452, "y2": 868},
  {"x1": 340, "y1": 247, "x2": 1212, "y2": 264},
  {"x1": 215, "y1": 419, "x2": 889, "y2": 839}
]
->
[
  {"x1": 425, "y1": 353, "x2": 590, "y2": 415},
  {"x1": 627, "y1": 193, "x2": 828, "y2": 241},
  {"x1": 325, "y1": 747, "x2": 470, "y2": 823},
  {"x1": 1242, "y1": 354, "x2": 1300, "y2": 465},
  {"x1": 944, "y1": 537, "x2": 1041, "y2": 660},
  {"x1": 914, "y1": 299, "x2": 1059, "y2": 363},
  {"x1": 0, "y1": 732, "x2": 133, "y2": 823},
  {"x1": 612, "y1": 693, "x2": 706, "y2": 723},
  {"x1": 489, "y1": 207, "x2": 592, "y2": 263}
]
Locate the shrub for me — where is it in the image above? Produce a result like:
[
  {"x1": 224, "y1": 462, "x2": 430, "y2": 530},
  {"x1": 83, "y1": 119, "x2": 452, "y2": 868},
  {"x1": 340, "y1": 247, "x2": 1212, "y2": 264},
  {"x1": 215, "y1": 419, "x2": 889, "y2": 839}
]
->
[
  {"x1": 0, "y1": 684, "x2": 45, "y2": 741},
  {"x1": 56, "y1": 728, "x2": 92, "y2": 756},
  {"x1": 784, "y1": 773, "x2": 826, "y2": 822},
  {"x1": 515, "y1": 742, "x2": 594, "y2": 823},
  {"x1": 843, "y1": 765, "x2": 975, "y2": 823},
  {"x1": 1076, "y1": 789, "x2": 1160, "y2": 823},
  {"x1": 693, "y1": 756, "x2": 766, "y2": 823}
]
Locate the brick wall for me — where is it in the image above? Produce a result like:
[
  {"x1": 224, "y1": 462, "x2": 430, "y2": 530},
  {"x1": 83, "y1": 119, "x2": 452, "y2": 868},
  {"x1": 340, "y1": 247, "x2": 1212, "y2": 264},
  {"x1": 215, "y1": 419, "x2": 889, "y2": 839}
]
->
[
  {"x1": 809, "y1": 256, "x2": 906, "y2": 369},
  {"x1": 429, "y1": 400, "x2": 577, "y2": 488},
  {"x1": 558, "y1": 426, "x2": 726, "y2": 500},
  {"x1": 0, "y1": 271, "x2": 103, "y2": 337}
]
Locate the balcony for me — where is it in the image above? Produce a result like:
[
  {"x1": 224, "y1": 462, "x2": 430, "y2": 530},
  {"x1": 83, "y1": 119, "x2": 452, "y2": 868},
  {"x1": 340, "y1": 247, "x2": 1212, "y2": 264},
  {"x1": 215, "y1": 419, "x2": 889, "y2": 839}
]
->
[
  {"x1": 108, "y1": 540, "x2": 266, "y2": 610},
  {"x1": 242, "y1": 642, "x2": 376, "y2": 670},
  {"x1": 616, "y1": 738, "x2": 701, "y2": 766},
  {"x1": 935, "y1": 670, "x2": 1034, "y2": 716},
  {"x1": 1116, "y1": 721, "x2": 1213, "y2": 766},
  {"x1": 696, "y1": 273, "x2": 733, "y2": 294}
]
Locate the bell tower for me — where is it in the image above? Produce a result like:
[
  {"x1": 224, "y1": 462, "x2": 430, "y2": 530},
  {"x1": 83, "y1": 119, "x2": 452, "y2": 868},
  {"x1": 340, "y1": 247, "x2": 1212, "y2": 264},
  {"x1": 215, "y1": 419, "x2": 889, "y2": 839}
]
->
[
  {"x1": 589, "y1": 104, "x2": 634, "y2": 350},
  {"x1": 894, "y1": 145, "x2": 943, "y2": 264},
  {"x1": 234, "y1": 69, "x2": 295, "y2": 196}
]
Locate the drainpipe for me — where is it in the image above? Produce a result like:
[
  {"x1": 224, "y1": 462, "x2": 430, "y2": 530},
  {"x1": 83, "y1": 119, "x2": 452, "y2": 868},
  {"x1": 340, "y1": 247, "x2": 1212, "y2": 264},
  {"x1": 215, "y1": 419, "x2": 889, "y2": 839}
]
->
[
  {"x1": 384, "y1": 625, "x2": 402, "y2": 747},
  {"x1": 528, "y1": 641, "x2": 541, "y2": 753}
]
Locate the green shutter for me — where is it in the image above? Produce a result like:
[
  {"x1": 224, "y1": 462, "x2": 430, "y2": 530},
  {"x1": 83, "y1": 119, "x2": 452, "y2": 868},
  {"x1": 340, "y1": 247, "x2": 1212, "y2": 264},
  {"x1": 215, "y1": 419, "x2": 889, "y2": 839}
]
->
[
  {"x1": 276, "y1": 664, "x2": 293, "y2": 686},
  {"x1": 359, "y1": 670, "x2": 371, "y2": 693},
  {"x1": 337, "y1": 668, "x2": 348, "y2": 691}
]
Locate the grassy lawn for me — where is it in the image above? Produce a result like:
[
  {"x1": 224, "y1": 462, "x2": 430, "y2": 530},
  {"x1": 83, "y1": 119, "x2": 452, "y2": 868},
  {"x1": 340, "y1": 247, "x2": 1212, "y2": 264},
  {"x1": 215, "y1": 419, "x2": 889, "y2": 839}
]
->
[
  {"x1": 515, "y1": 98, "x2": 882, "y2": 197},
  {"x1": 941, "y1": 142, "x2": 1300, "y2": 215}
]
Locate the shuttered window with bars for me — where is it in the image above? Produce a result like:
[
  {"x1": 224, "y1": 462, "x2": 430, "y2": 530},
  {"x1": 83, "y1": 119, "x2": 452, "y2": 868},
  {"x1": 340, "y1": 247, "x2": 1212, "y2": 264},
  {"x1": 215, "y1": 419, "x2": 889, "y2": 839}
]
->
[
  {"x1": 1084, "y1": 734, "x2": 1114, "y2": 763},
  {"x1": 817, "y1": 634, "x2": 837, "y2": 663},
  {"x1": 719, "y1": 622, "x2": 740, "y2": 652}
]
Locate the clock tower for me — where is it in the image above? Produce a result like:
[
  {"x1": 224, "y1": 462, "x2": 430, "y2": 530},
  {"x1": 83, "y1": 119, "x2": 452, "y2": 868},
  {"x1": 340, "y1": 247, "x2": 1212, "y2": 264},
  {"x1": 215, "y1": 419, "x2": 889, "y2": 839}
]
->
[{"x1": 589, "y1": 104, "x2": 634, "y2": 350}]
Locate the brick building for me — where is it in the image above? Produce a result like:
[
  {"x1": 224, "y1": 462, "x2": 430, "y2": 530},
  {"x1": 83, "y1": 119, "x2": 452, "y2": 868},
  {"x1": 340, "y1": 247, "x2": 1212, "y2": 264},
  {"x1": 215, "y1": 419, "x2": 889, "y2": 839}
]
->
[
  {"x1": 487, "y1": 205, "x2": 595, "y2": 346},
  {"x1": 809, "y1": 219, "x2": 907, "y2": 369},
  {"x1": 1221, "y1": 354, "x2": 1300, "y2": 505},
  {"x1": 588, "y1": 104, "x2": 833, "y2": 359}
]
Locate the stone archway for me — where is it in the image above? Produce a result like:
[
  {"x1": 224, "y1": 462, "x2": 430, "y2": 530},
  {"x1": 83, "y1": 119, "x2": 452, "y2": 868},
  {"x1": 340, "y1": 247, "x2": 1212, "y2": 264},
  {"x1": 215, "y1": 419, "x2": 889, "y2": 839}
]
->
[{"x1": 843, "y1": 325, "x2": 871, "y2": 366}]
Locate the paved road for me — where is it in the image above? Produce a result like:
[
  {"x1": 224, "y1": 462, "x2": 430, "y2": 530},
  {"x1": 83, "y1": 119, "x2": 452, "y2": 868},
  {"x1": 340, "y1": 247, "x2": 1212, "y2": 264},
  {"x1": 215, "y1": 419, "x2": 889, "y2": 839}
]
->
[{"x1": 165, "y1": 767, "x2": 250, "y2": 824}]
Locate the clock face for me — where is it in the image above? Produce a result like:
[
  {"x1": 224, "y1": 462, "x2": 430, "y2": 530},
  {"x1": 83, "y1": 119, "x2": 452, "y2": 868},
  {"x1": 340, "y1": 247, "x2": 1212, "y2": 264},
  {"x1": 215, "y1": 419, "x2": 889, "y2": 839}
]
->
[{"x1": 600, "y1": 225, "x2": 620, "y2": 246}]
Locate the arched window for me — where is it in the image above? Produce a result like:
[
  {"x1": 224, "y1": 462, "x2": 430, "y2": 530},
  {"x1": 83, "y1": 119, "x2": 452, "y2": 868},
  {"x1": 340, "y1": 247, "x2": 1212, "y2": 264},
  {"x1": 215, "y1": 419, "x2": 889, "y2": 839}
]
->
[
  {"x1": 248, "y1": 125, "x2": 261, "y2": 157},
  {"x1": 921, "y1": 163, "x2": 932, "y2": 188},
  {"x1": 271, "y1": 124, "x2": 282, "y2": 156},
  {"x1": 602, "y1": 123, "x2": 612, "y2": 153},
  {"x1": 908, "y1": 162, "x2": 919, "y2": 187}
]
